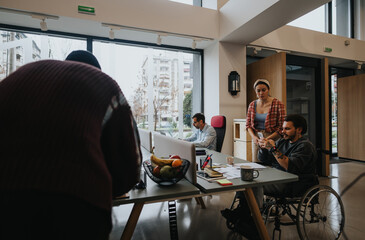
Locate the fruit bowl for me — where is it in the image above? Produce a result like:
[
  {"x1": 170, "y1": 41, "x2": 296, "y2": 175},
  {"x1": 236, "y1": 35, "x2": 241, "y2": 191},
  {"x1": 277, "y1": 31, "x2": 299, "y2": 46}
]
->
[{"x1": 143, "y1": 158, "x2": 190, "y2": 186}]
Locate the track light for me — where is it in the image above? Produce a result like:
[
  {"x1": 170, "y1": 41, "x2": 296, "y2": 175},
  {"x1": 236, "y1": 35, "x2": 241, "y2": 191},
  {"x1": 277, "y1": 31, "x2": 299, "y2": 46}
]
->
[
  {"x1": 157, "y1": 35, "x2": 162, "y2": 45},
  {"x1": 40, "y1": 18, "x2": 47, "y2": 31},
  {"x1": 31, "y1": 15, "x2": 50, "y2": 31},
  {"x1": 109, "y1": 28, "x2": 115, "y2": 40},
  {"x1": 355, "y1": 61, "x2": 364, "y2": 70},
  {"x1": 101, "y1": 22, "x2": 214, "y2": 46},
  {"x1": 192, "y1": 40, "x2": 197, "y2": 49},
  {"x1": 0, "y1": 9, "x2": 58, "y2": 32}
]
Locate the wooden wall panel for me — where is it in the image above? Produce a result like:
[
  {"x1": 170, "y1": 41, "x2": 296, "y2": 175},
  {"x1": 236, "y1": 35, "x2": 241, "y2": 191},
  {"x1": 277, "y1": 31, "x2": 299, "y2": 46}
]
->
[
  {"x1": 338, "y1": 74, "x2": 365, "y2": 161},
  {"x1": 247, "y1": 52, "x2": 286, "y2": 104}
]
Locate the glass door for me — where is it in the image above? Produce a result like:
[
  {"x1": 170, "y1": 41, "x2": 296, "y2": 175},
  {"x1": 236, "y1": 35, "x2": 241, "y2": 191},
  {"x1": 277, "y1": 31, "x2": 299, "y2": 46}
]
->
[{"x1": 286, "y1": 55, "x2": 321, "y2": 147}]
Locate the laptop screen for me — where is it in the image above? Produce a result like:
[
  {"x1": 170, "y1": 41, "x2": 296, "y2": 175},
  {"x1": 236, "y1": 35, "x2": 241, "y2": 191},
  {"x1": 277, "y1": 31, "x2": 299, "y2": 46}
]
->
[{"x1": 153, "y1": 133, "x2": 196, "y2": 185}]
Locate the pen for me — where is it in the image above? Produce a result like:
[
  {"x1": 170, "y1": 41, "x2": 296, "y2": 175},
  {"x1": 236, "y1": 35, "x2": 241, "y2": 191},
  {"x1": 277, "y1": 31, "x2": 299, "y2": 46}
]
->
[{"x1": 202, "y1": 154, "x2": 213, "y2": 169}]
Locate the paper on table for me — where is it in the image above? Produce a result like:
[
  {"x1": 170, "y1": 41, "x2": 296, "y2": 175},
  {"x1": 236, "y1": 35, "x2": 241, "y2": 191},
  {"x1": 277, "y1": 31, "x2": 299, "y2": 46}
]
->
[
  {"x1": 213, "y1": 162, "x2": 265, "y2": 179},
  {"x1": 213, "y1": 165, "x2": 240, "y2": 179},
  {"x1": 235, "y1": 162, "x2": 266, "y2": 169}
]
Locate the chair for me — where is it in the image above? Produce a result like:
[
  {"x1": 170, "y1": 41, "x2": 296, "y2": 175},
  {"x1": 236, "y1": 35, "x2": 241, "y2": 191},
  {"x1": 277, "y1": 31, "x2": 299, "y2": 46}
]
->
[{"x1": 211, "y1": 115, "x2": 226, "y2": 152}]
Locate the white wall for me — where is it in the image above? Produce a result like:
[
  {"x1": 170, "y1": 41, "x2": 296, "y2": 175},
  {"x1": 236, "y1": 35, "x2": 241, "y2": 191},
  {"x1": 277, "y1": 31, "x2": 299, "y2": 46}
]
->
[
  {"x1": 219, "y1": 0, "x2": 278, "y2": 40},
  {"x1": 0, "y1": 0, "x2": 219, "y2": 40},
  {"x1": 204, "y1": 41, "x2": 246, "y2": 155},
  {"x1": 251, "y1": 25, "x2": 365, "y2": 62},
  {"x1": 203, "y1": 41, "x2": 220, "y2": 122},
  {"x1": 218, "y1": 42, "x2": 246, "y2": 155}
]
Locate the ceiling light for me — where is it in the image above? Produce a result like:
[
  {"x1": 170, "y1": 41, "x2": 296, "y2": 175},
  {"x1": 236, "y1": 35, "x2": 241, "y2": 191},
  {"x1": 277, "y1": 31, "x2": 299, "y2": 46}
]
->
[
  {"x1": 355, "y1": 61, "x2": 364, "y2": 70},
  {"x1": 109, "y1": 28, "x2": 115, "y2": 40},
  {"x1": 157, "y1": 35, "x2": 162, "y2": 45},
  {"x1": 31, "y1": 15, "x2": 50, "y2": 32},
  {"x1": 101, "y1": 22, "x2": 214, "y2": 45},
  {"x1": 40, "y1": 18, "x2": 47, "y2": 31},
  {"x1": 192, "y1": 40, "x2": 197, "y2": 49}
]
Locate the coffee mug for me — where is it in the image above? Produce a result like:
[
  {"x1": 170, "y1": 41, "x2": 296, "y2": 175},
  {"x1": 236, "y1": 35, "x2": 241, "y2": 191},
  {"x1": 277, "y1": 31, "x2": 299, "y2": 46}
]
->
[{"x1": 240, "y1": 166, "x2": 259, "y2": 181}]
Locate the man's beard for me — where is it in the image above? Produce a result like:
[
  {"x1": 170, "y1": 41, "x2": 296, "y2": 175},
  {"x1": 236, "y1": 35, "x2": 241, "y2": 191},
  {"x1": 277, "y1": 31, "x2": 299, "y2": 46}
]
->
[{"x1": 283, "y1": 133, "x2": 296, "y2": 141}]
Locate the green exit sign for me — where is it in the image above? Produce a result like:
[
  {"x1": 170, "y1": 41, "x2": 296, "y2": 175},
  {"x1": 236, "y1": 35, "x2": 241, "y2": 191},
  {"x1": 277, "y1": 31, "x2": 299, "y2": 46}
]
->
[
  {"x1": 78, "y1": 5, "x2": 95, "y2": 15},
  {"x1": 323, "y1": 47, "x2": 332, "y2": 53}
]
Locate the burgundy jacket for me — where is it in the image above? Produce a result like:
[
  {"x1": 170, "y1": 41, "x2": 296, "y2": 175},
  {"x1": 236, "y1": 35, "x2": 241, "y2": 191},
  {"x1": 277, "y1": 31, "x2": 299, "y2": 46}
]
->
[{"x1": 0, "y1": 60, "x2": 141, "y2": 211}]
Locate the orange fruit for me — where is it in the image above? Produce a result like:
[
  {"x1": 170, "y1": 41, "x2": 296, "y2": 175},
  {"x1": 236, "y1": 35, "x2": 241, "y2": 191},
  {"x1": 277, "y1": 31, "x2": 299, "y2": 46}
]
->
[
  {"x1": 172, "y1": 159, "x2": 182, "y2": 168},
  {"x1": 153, "y1": 166, "x2": 161, "y2": 176}
]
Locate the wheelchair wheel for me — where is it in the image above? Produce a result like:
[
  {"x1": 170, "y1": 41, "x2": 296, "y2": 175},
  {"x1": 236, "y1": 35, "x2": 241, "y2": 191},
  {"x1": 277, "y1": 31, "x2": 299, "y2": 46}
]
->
[
  {"x1": 226, "y1": 220, "x2": 235, "y2": 230},
  {"x1": 296, "y1": 185, "x2": 345, "y2": 240}
]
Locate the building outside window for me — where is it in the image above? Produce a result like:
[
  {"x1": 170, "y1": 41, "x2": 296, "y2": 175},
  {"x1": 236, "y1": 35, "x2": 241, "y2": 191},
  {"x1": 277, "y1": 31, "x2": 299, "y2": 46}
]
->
[
  {"x1": 93, "y1": 41, "x2": 201, "y2": 139},
  {"x1": 0, "y1": 30, "x2": 86, "y2": 81}
]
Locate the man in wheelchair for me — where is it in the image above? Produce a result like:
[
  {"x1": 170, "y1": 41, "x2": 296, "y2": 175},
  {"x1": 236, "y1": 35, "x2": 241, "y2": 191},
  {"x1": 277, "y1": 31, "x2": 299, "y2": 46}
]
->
[
  {"x1": 257, "y1": 114, "x2": 318, "y2": 202},
  {"x1": 221, "y1": 114, "x2": 318, "y2": 239}
]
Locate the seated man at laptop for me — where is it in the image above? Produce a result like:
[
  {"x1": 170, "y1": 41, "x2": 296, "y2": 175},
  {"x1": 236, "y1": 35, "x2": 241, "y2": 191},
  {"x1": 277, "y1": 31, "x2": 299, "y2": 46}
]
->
[
  {"x1": 184, "y1": 113, "x2": 217, "y2": 150},
  {"x1": 221, "y1": 114, "x2": 317, "y2": 239}
]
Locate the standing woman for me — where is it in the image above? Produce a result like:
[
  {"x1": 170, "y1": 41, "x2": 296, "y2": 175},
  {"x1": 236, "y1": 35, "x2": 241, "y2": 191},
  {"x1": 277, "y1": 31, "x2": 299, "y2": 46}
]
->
[{"x1": 246, "y1": 79, "x2": 286, "y2": 163}]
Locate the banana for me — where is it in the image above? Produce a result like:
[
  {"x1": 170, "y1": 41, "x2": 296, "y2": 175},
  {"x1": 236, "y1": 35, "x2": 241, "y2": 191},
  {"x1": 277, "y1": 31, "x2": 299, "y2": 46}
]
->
[{"x1": 150, "y1": 154, "x2": 174, "y2": 166}]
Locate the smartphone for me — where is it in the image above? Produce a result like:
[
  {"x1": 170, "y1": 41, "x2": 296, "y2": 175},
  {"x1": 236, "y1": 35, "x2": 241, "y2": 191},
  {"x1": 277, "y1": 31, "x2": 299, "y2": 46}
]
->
[{"x1": 257, "y1": 132, "x2": 264, "y2": 139}]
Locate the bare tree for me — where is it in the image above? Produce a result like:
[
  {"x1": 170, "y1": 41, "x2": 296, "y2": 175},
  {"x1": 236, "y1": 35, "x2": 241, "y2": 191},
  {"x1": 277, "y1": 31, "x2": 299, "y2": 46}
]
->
[
  {"x1": 131, "y1": 84, "x2": 147, "y2": 125},
  {"x1": 152, "y1": 74, "x2": 177, "y2": 131}
]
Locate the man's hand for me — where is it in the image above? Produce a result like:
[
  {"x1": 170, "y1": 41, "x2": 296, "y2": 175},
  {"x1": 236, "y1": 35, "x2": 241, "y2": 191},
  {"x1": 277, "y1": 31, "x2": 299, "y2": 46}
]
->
[
  {"x1": 258, "y1": 138, "x2": 275, "y2": 149},
  {"x1": 259, "y1": 139, "x2": 289, "y2": 170}
]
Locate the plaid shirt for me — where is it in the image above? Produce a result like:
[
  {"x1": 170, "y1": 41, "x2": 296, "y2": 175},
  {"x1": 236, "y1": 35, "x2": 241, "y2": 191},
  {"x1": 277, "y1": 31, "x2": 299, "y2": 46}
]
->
[{"x1": 246, "y1": 98, "x2": 286, "y2": 134}]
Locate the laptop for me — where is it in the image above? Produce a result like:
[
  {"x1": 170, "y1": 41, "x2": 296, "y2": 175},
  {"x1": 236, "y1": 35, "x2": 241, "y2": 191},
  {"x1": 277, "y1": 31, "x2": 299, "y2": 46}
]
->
[{"x1": 153, "y1": 133, "x2": 197, "y2": 185}]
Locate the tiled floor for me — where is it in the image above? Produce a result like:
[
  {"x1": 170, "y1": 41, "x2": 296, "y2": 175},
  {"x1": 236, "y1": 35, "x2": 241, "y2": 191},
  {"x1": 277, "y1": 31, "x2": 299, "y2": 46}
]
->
[{"x1": 110, "y1": 161, "x2": 365, "y2": 240}]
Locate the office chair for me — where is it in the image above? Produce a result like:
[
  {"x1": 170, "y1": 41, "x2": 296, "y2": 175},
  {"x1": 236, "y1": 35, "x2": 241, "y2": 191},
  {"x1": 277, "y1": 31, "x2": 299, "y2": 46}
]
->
[{"x1": 211, "y1": 115, "x2": 226, "y2": 152}]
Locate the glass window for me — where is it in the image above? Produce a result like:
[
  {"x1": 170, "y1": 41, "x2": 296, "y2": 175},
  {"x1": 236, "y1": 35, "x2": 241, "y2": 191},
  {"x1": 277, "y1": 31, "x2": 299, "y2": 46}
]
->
[
  {"x1": 0, "y1": 30, "x2": 86, "y2": 81},
  {"x1": 332, "y1": 0, "x2": 352, "y2": 38},
  {"x1": 169, "y1": 0, "x2": 193, "y2": 5},
  {"x1": 287, "y1": 5, "x2": 326, "y2": 32},
  {"x1": 0, "y1": 28, "x2": 203, "y2": 139},
  {"x1": 286, "y1": 65, "x2": 317, "y2": 145},
  {"x1": 331, "y1": 73, "x2": 338, "y2": 154},
  {"x1": 329, "y1": 67, "x2": 354, "y2": 155},
  {"x1": 93, "y1": 41, "x2": 202, "y2": 139}
]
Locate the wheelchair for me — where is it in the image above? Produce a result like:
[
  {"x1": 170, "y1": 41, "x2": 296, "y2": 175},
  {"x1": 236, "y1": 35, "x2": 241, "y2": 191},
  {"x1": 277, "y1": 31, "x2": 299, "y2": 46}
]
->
[{"x1": 226, "y1": 179, "x2": 345, "y2": 240}]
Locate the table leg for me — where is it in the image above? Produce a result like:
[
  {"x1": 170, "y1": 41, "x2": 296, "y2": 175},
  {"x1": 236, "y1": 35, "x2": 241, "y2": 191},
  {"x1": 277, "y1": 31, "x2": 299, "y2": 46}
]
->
[
  {"x1": 195, "y1": 197, "x2": 206, "y2": 209},
  {"x1": 120, "y1": 202, "x2": 144, "y2": 240},
  {"x1": 244, "y1": 188, "x2": 269, "y2": 240}
]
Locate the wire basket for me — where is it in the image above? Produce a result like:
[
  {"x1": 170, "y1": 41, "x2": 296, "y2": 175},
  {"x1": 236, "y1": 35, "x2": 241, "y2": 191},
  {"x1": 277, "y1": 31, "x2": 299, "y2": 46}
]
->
[{"x1": 143, "y1": 159, "x2": 190, "y2": 186}]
